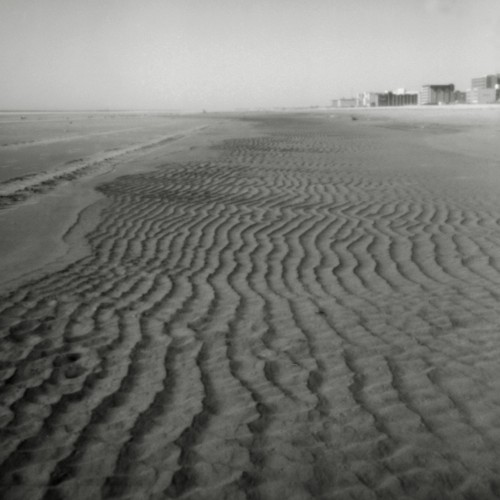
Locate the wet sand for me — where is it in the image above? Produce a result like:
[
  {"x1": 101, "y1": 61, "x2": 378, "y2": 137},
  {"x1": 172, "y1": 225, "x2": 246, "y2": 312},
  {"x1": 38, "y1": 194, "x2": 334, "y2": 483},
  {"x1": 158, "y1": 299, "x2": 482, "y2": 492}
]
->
[
  {"x1": 0, "y1": 113, "x2": 209, "y2": 183},
  {"x1": 1, "y1": 108, "x2": 500, "y2": 499}
]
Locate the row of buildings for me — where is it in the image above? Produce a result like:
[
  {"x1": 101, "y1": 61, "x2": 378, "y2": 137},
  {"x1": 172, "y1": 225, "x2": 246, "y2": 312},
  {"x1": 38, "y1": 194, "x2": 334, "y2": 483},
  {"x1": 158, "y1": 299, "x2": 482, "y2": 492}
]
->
[{"x1": 332, "y1": 73, "x2": 500, "y2": 108}]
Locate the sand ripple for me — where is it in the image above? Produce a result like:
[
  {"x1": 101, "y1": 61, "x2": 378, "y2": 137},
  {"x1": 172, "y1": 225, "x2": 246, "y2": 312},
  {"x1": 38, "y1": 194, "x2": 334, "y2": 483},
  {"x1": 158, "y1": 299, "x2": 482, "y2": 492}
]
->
[{"x1": 1, "y1": 116, "x2": 500, "y2": 499}]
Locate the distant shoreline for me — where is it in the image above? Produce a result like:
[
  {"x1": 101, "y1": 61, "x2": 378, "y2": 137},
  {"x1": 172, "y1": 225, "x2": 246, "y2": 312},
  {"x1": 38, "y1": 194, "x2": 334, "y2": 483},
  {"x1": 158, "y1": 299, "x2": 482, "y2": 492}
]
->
[{"x1": 1, "y1": 103, "x2": 498, "y2": 116}]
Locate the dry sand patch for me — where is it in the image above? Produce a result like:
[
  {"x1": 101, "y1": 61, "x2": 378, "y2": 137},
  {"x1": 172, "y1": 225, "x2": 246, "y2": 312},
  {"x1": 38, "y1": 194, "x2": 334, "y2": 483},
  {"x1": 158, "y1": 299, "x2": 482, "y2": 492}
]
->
[{"x1": 1, "y1": 111, "x2": 500, "y2": 499}]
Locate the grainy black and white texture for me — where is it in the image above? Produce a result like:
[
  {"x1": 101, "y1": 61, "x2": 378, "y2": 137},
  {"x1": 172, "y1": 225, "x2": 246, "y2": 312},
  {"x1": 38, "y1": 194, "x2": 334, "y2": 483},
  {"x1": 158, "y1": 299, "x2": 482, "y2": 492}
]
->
[{"x1": 1, "y1": 115, "x2": 500, "y2": 500}]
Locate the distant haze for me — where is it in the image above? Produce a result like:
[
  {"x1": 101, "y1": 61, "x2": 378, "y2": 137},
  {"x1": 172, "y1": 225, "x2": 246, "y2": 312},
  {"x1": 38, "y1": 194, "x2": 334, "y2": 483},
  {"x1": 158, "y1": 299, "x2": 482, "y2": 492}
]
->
[{"x1": 1, "y1": 0, "x2": 499, "y2": 111}]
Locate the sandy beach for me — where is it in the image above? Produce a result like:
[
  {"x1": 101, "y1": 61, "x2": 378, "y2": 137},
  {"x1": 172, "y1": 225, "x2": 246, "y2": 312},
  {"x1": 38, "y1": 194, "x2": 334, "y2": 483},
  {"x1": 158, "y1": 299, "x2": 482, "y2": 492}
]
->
[{"x1": 1, "y1": 107, "x2": 500, "y2": 499}]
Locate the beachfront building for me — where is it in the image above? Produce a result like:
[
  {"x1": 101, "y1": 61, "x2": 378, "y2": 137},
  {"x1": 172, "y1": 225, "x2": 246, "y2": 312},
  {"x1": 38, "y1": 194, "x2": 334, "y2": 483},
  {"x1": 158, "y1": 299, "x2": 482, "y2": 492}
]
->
[
  {"x1": 471, "y1": 74, "x2": 500, "y2": 91},
  {"x1": 453, "y1": 90, "x2": 467, "y2": 104},
  {"x1": 469, "y1": 74, "x2": 500, "y2": 103},
  {"x1": 377, "y1": 90, "x2": 418, "y2": 106},
  {"x1": 357, "y1": 90, "x2": 418, "y2": 107},
  {"x1": 419, "y1": 84, "x2": 455, "y2": 105},
  {"x1": 466, "y1": 87, "x2": 497, "y2": 104},
  {"x1": 331, "y1": 98, "x2": 357, "y2": 108},
  {"x1": 358, "y1": 92, "x2": 379, "y2": 107}
]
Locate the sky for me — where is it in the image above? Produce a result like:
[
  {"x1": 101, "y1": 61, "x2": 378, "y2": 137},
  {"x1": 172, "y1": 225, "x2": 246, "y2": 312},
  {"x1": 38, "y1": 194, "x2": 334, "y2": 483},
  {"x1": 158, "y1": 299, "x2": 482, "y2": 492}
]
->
[{"x1": 0, "y1": 0, "x2": 499, "y2": 111}]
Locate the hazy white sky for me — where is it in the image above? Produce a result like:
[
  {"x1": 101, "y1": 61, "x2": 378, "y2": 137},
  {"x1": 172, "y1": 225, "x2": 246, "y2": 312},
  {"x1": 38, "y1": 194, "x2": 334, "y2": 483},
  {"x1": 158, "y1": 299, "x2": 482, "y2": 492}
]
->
[{"x1": 0, "y1": 0, "x2": 499, "y2": 111}]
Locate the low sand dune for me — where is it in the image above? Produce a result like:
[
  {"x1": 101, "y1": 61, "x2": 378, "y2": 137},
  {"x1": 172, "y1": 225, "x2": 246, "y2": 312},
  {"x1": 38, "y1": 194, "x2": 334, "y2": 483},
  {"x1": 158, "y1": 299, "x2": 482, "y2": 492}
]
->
[{"x1": 1, "y1": 110, "x2": 500, "y2": 499}]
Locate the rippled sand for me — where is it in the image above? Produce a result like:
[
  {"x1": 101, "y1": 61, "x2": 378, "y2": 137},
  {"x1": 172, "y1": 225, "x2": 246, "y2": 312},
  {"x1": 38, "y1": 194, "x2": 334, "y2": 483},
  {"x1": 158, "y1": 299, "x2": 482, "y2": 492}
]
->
[{"x1": 1, "y1": 110, "x2": 500, "y2": 499}]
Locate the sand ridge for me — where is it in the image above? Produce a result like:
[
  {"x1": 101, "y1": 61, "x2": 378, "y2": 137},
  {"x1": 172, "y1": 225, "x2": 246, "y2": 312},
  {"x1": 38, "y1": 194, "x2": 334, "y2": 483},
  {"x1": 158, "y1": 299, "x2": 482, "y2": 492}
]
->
[
  {"x1": 0, "y1": 125, "x2": 208, "y2": 208},
  {"x1": 1, "y1": 113, "x2": 500, "y2": 499}
]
